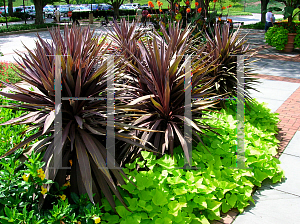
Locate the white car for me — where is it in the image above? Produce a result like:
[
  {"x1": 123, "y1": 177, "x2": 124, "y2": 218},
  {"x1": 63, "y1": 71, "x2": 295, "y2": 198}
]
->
[
  {"x1": 119, "y1": 5, "x2": 130, "y2": 10},
  {"x1": 72, "y1": 6, "x2": 91, "y2": 12},
  {"x1": 122, "y1": 3, "x2": 140, "y2": 9}
]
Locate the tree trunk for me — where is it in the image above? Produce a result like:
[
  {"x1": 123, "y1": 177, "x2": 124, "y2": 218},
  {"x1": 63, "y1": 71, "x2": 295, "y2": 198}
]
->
[
  {"x1": 112, "y1": 3, "x2": 120, "y2": 19},
  {"x1": 33, "y1": 0, "x2": 46, "y2": 24},
  {"x1": 8, "y1": 0, "x2": 13, "y2": 17},
  {"x1": 261, "y1": 0, "x2": 269, "y2": 23}
]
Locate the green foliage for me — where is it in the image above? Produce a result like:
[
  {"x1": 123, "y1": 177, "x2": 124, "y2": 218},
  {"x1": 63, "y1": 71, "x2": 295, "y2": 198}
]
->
[
  {"x1": 97, "y1": 99, "x2": 284, "y2": 223},
  {"x1": 0, "y1": 17, "x2": 21, "y2": 23},
  {"x1": 241, "y1": 22, "x2": 265, "y2": 29},
  {"x1": 265, "y1": 25, "x2": 289, "y2": 50},
  {"x1": 0, "y1": 23, "x2": 58, "y2": 33},
  {"x1": 0, "y1": 151, "x2": 53, "y2": 223},
  {"x1": 203, "y1": 23, "x2": 258, "y2": 108},
  {"x1": 0, "y1": 150, "x2": 105, "y2": 223},
  {"x1": 0, "y1": 97, "x2": 39, "y2": 156}
]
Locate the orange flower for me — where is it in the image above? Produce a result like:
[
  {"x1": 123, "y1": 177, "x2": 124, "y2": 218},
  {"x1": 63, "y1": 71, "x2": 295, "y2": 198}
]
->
[
  {"x1": 195, "y1": 2, "x2": 199, "y2": 7},
  {"x1": 159, "y1": 8, "x2": 163, "y2": 12},
  {"x1": 228, "y1": 4, "x2": 232, "y2": 7},
  {"x1": 227, "y1": 18, "x2": 232, "y2": 23},
  {"x1": 222, "y1": 6, "x2": 226, "y2": 10},
  {"x1": 185, "y1": 1, "x2": 190, "y2": 5},
  {"x1": 186, "y1": 8, "x2": 191, "y2": 13},
  {"x1": 197, "y1": 7, "x2": 202, "y2": 13},
  {"x1": 148, "y1": 1, "x2": 154, "y2": 8},
  {"x1": 147, "y1": 14, "x2": 152, "y2": 18},
  {"x1": 213, "y1": 0, "x2": 217, "y2": 2},
  {"x1": 175, "y1": 3, "x2": 179, "y2": 7},
  {"x1": 218, "y1": 17, "x2": 221, "y2": 21},
  {"x1": 157, "y1": 1, "x2": 163, "y2": 7}
]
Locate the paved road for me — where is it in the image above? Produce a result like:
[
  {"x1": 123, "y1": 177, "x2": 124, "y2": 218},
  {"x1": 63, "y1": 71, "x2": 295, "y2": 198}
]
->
[{"x1": 0, "y1": 13, "x2": 285, "y2": 63}]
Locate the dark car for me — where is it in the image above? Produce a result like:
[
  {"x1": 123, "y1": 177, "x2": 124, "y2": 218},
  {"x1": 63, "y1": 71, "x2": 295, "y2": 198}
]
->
[{"x1": 26, "y1": 9, "x2": 36, "y2": 19}]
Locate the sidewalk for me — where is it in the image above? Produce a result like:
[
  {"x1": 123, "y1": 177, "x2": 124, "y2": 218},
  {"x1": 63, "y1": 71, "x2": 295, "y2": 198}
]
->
[{"x1": 212, "y1": 28, "x2": 300, "y2": 224}]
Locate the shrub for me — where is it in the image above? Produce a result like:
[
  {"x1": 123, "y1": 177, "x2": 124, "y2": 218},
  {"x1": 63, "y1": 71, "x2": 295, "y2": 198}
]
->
[
  {"x1": 241, "y1": 22, "x2": 265, "y2": 30},
  {"x1": 265, "y1": 25, "x2": 288, "y2": 50},
  {"x1": 114, "y1": 21, "x2": 220, "y2": 165},
  {"x1": 203, "y1": 23, "x2": 258, "y2": 108},
  {"x1": 0, "y1": 16, "x2": 21, "y2": 23},
  {"x1": 0, "y1": 25, "x2": 138, "y2": 210},
  {"x1": 0, "y1": 23, "x2": 58, "y2": 33}
]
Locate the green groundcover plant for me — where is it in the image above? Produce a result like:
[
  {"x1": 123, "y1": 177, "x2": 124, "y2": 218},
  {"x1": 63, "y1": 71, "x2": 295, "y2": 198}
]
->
[
  {"x1": 96, "y1": 99, "x2": 284, "y2": 224},
  {"x1": 0, "y1": 99, "x2": 284, "y2": 223},
  {"x1": 0, "y1": 97, "x2": 39, "y2": 156}
]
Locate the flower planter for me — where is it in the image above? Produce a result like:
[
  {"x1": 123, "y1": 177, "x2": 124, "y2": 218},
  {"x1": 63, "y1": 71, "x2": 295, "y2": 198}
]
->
[{"x1": 283, "y1": 33, "x2": 297, "y2": 53}]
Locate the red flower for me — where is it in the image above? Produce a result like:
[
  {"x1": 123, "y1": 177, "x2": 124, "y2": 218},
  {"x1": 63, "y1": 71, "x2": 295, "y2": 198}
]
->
[
  {"x1": 195, "y1": 2, "x2": 199, "y2": 7},
  {"x1": 185, "y1": 1, "x2": 190, "y2": 5},
  {"x1": 221, "y1": 6, "x2": 226, "y2": 10},
  {"x1": 186, "y1": 8, "x2": 191, "y2": 13},
  {"x1": 197, "y1": 7, "x2": 202, "y2": 13},
  {"x1": 213, "y1": 0, "x2": 217, "y2": 2},
  {"x1": 228, "y1": 4, "x2": 232, "y2": 8},
  {"x1": 6, "y1": 79, "x2": 9, "y2": 82}
]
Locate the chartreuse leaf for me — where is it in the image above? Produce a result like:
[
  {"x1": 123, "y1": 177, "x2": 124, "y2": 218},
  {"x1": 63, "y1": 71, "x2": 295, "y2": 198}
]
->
[
  {"x1": 135, "y1": 173, "x2": 153, "y2": 190},
  {"x1": 226, "y1": 193, "x2": 237, "y2": 207},
  {"x1": 125, "y1": 197, "x2": 138, "y2": 211},
  {"x1": 206, "y1": 199, "x2": 222, "y2": 211},
  {"x1": 254, "y1": 169, "x2": 269, "y2": 182},
  {"x1": 194, "y1": 196, "x2": 207, "y2": 208},
  {"x1": 167, "y1": 200, "x2": 187, "y2": 216},
  {"x1": 102, "y1": 213, "x2": 120, "y2": 223},
  {"x1": 221, "y1": 199, "x2": 232, "y2": 213},
  {"x1": 152, "y1": 189, "x2": 168, "y2": 206},
  {"x1": 116, "y1": 206, "x2": 131, "y2": 218}
]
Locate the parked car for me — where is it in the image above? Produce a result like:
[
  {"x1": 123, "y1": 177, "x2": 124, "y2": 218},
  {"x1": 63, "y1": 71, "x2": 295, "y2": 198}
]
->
[
  {"x1": 123, "y1": 3, "x2": 140, "y2": 9},
  {"x1": 25, "y1": 9, "x2": 36, "y2": 19},
  {"x1": 72, "y1": 6, "x2": 91, "y2": 13},
  {"x1": 44, "y1": 8, "x2": 54, "y2": 18},
  {"x1": 98, "y1": 4, "x2": 113, "y2": 11},
  {"x1": 119, "y1": 5, "x2": 130, "y2": 10},
  {"x1": 57, "y1": 6, "x2": 69, "y2": 17}
]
